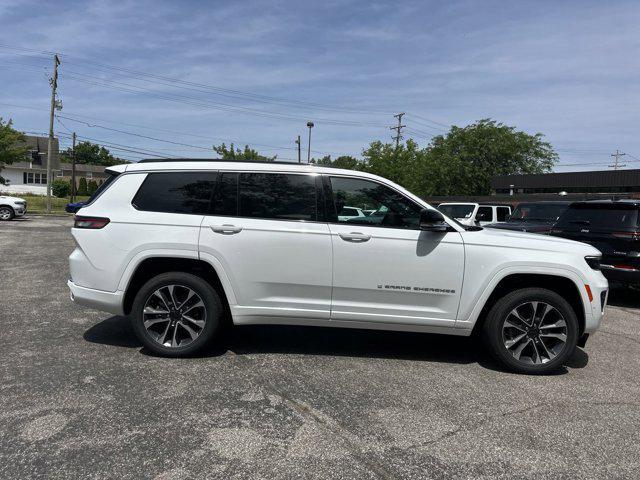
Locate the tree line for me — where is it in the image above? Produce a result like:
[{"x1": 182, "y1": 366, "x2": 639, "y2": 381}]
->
[{"x1": 1, "y1": 117, "x2": 557, "y2": 197}]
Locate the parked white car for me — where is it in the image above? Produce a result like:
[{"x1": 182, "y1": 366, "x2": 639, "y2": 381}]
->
[
  {"x1": 337, "y1": 206, "x2": 366, "y2": 222},
  {"x1": 0, "y1": 195, "x2": 27, "y2": 220},
  {"x1": 438, "y1": 202, "x2": 511, "y2": 226},
  {"x1": 68, "y1": 161, "x2": 607, "y2": 374}
]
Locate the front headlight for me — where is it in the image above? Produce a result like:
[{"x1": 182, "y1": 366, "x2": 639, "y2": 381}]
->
[{"x1": 585, "y1": 256, "x2": 601, "y2": 270}]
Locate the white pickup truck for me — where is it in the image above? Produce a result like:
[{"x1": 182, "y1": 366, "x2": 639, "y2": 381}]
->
[{"x1": 438, "y1": 202, "x2": 511, "y2": 226}]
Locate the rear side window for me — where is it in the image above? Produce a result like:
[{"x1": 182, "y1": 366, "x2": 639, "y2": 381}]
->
[
  {"x1": 133, "y1": 172, "x2": 217, "y2": 214},
  {"x1": 477, "y1": 206, "x2": 493, "y2": 222},
  {"x1": 556, "y1": 205, "x2": 639, "y2": 231},
  {"x1": 497, "y1": 207, "x2": 510, "y2": 221},
  {"x1": 239, "y1": 173, "x2": 317, "y2": 221},
  {"x1": 211, "y1": 172, "x2": 239, "y2": 216}
]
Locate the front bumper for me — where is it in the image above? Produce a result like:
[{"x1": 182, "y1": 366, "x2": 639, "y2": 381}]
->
[{"x1": 67, "y1": 280, "x2": 125, "y2": 315}]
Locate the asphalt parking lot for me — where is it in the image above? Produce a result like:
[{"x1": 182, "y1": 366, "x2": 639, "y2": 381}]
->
[{"x1": 1, "y1": 216, "x2": 639, "y2": 480}]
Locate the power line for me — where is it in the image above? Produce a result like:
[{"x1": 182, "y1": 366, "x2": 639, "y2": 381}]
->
[
  {"x1": 60, "y1": 71, "x2": 389, "y2": 128},
  {"x1": 1, "y1": 101, "x2": 342, "y2": 156},
  {"x1": 0, "y1": 44, "x2": 394, "y2": 116}
]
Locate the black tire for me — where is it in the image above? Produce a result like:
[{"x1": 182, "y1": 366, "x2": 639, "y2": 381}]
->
[
  {"x1": 482, "y1": 288, "x2": 579, "y2": 374},
  {"x1": 131, "y1": 272, "x2": 224, "y2": 357},
  {"x1": 0, "y1": 206, "x2": 15, "y2": 221}
]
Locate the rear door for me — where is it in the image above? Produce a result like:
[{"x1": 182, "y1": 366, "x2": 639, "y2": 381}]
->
[
  {"x1": 326, "y1": 175, "x2": 464, "y2": 327},
  {"x1": 199, "y1": 171, "x2": 333, "y2": 322}
]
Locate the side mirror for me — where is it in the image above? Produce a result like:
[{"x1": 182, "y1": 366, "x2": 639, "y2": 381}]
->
[{"x1": 420, "y1": 209, "x2": 448, "y2": 232}]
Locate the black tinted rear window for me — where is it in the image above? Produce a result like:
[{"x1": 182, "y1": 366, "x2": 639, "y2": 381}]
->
[
  {"x1": 133, "y1": 172, "x2": 217, "y2": 214},
  {"x1": 510, "y1": 203, "x2": 568, "y2": 222},
  {"x1": 556, "y1": 204, "x2": 639, "y2": 230},
  {"x1": 239, "y1": 173, "x2": 317, "y2": 221}
]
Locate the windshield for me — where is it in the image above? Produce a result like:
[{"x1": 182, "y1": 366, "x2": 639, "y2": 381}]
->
[
  {"x1": 555, "y1": 204, "x2": 639, "y2": 231},
  {"x1": 438, "y1": 204, "x2": 475, "y2": 219},
  {"x1": 509, "y1": 203, "x2": 568, "y2": 222}
]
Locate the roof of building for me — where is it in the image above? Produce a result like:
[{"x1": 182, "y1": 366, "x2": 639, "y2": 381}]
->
[{"x1": 491, "y1": 169, "x2": 640, "y2": 189}]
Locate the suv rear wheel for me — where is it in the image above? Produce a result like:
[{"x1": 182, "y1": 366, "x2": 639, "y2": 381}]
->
[
  {"x1": 482, "y1": 288, "x2": 578, "y2": 374},
  {"x1": 131, "y1": 272, "x2": 224, "y2": 357}
]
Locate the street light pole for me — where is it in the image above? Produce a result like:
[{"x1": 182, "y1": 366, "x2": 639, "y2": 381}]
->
[{"x1": 306, "y1": 122, "x2": 314, "y2": 164}]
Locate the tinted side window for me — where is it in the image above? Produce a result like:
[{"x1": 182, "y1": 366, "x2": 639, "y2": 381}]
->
[
  {"x1": 133, "y1": 172, "x2": 217, "y2": 214},
  {"x1": 211, "y1": 172, "x2": 239, "y2": 216},
  {"x1": 497, "y1": 207, "x2": 510, "y2": 221},
  {"x1": 329, "y1": 176, "x2": 422, "y2": 229},
  {"x1": 239, "y1": 173, "x2": 317, "y2": 221},
  {"x1": 477, "y1": 206, "x2": 493, "y2": 222}
]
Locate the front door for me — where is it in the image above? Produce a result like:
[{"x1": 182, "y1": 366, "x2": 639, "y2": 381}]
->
[
  {"x1": 199, "y1": 171, "x2": 332, "y2": 322},
  {"x1": 326, "y1": 175, "x2": 464, "y2": 327}
]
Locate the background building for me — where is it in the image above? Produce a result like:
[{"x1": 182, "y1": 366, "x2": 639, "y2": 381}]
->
[
  {"x1": 0, "y1": 135, "x2": 107, "y2": 195},
  {"x1": 491, "y1": 169, "x2": 640, "y2": 195}
]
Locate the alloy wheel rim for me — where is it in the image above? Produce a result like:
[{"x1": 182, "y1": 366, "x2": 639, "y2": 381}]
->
[
  {"x1": 143, "y1": 284, "x2": 207, "y2": 348},
  {"x1": 0, "y1": 208, "x2": 11, "y2": 220},
  {"x1": 501, "y1": 301, "x2": 568, "y2": 365}
]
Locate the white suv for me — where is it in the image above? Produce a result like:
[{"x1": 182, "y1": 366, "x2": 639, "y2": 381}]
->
[
  {"x1": 68, "y1": 161, "x2": 608, "y2": 374},
  {"x1": 0, "y1": 195, "x2": 27, "y2": 220}
]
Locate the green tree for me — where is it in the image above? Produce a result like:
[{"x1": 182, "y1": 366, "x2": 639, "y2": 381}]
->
[
  {"x1": 360, "y1": 139, "x2": 429, "y2": 195},
  {"x1": 425, "y1": 119, "x2": 557, "y2": 195},
  {"x1": 78, "y1": 177, "x2": 88, "y2": 196},
  {"x1": 51, "y1": 179, "x2": 71, "y2": 198},
  {"x1": 87, "y1": 180, "x2": 98, "y2": 195},
  {"x1": 213, "y1": 143, "x2": 276, "y2": 162},
  {"x1": 60, "y1": 141, "x2": 123, "y2": 166},
  {"x1": 0, "y1": 118, "x2": 27, "y2": 185},
  {"x1": 310, "y1": 155, "x2": 361, "y2": 170}
]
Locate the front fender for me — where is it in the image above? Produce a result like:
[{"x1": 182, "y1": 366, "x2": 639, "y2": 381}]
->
[{"x1": 456, "y1": 264, "x2": 590, "y2": 330}]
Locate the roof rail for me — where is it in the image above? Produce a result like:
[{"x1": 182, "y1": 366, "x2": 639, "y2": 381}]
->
[{"x1": 137, "y1": 158, "x2": 309, "y2": 166}]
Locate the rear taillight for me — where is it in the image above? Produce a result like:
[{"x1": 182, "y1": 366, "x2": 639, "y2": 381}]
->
[
  {"x1": 612, "y1": 231, "x2": 640, "y2": 240},
  {"x1": 74, "y1": 215, "x2": 110, "y2": 229},
  {"x1": 612, "y1": 264, "x2": 638, "y2": 271}
]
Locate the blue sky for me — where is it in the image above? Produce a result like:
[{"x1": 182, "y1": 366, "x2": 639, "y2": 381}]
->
[{"x1": 0, "y1": 0, "x2": 638, "y2": 170}]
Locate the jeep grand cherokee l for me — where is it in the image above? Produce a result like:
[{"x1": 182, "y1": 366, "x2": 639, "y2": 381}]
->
[{"x1": 67, "y1": 160, "x2": 608, "y2": 374}]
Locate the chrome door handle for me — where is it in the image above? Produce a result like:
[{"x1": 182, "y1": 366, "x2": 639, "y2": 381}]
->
[
  {"x1": 210, "y1": 224, "x2": 243, "y2": 234},
  {"x1": 339, "y1": 232, "x2": 371, "y2": 242}
]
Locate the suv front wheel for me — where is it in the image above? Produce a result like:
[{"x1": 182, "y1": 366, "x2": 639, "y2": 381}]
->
[
  {"x1": 0, "y1": 206, "x2": 15, "y2": 221},
  {"x1": 131, "y1": 272, "x2": 224, "y2": 357},
  {"x1": 483, "y1": 288, "x2": 579, "y2": 374}
]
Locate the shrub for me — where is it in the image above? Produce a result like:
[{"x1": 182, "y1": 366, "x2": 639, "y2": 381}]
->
[
  {"x1": 51, "y1": 179, "x2": 71, "y2": 198},
  {"x1": 78, "y1": 177, "x2": 88, "y2": 196},
  {"x1": 87, "y1": 180, "x2": 98, "y2": 195}
]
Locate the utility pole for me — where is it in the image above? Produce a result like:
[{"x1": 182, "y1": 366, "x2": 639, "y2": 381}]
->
[
  {"x1": 609, "y1": 149, "x2": 626, "y2": 170},
  {"x1": 390, "y1": 112, "x2": 405, "y2": 149},
  {"x1": 71, "y1": 132, "x2": 77, "y2": 201},
  {"x1": 295, "y1": 135, "x2": 301, "y2": 164},
  {"x1": 46, "y1": 54, "x2": 61, "y2": 214},
  {"x1": 306, "y1": 122, "x2": 314, "y2": 164}
]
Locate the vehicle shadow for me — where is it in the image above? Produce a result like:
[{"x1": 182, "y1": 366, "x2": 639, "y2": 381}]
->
[{"x1": 84, "y1": 316, "x2": 588, "y2": 374}]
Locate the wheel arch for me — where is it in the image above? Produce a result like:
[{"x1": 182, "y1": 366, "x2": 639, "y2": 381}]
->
[
  {"x1": 122, "y1": 256, "x2": 235, "y2": 320},
  {"x1": 470, "y1": 273, "x2": 586, "y2": 338}
]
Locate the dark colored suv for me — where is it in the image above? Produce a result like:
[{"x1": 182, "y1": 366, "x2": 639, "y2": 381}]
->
[
  {"x1": 550, "y1": 200, "x2": 640, "y2": 287},
  {"x1": 486, "y1": 201, "x2": 570, "y2": 234}
]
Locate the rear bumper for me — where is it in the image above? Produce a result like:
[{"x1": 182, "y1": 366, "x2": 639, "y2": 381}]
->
[
  {"x1": 67, "y1": 280, "x2": 125, "y2": 315},
  {"x1": 600, "y1": 265, "x2": 640, "y2": 286}
]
